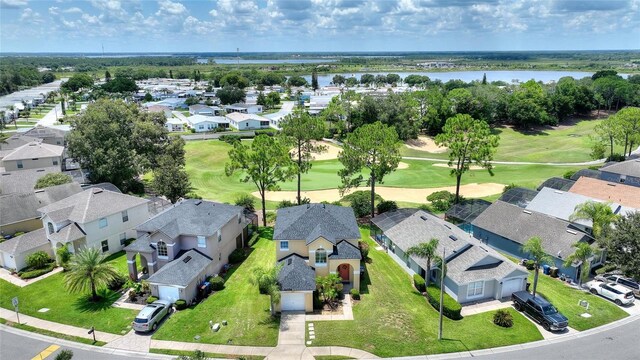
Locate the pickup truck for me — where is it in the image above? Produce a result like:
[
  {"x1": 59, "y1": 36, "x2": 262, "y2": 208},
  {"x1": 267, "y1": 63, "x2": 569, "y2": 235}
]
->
[{"x1": 512, "y1": 291, "x2": 569, "y2": 331}]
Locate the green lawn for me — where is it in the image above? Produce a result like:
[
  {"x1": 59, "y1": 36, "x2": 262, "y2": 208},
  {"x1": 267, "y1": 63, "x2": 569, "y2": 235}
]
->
[
  {"x1": 152, "y1": 229, "x2": 280, "y2": 346},
  {"x1": 185, "y1": 140, "x2": 582, "y2": 206},
  {"x1": 0, "y1": 251, "x2": 137, "y2": 334},
  {"x1": 308, "y1": 228, "x2": 543, "y2": 357},
  {"x1": 0, "y1": 318, "x2": 106, "y2": 346},
  {"x1": 402, "y1": 119, "x2": 624, "y2": 163}
]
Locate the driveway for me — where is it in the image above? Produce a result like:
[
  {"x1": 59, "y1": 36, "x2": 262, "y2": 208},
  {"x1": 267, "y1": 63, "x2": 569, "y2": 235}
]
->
[
  {"x1": 264, "y1": 101, "x2": 295, "y2": 125},
  {"x1": 37, "y1": 103, "x2": 63, "y2": 126}
]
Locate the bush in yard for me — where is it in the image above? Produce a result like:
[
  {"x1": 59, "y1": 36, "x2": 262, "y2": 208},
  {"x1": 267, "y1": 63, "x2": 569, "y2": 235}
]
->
[
  {"x1": 376, "y1": 200, "x2": 398, "y2": 214},
  {"x1": 19, "y1": 263, "x2": 56, "y2": 279},
  {"x1": 234, "y1": 194, "x2": 255, "y2": 212},
  {"x1": 146, "y1": 296, "x2": 158, "y2": 304},
  {"x1": 418, "y1": 204, "x2": 434, "y2": 213},
  {"x1": 344, "y1": 191, "x2": 378, "y2": 218},
  {"x1": 210, "y1": 276, "x2": 225, "y2": 291},
  {"x1": 108, "y1": 273, "x2": 128, "y2": 291},
  {"x1": 493, "y1": 309, "x2": 514, "y2": 328},
  {"x1": 358, "y1": 240, "x2": 369, "y2": 260},
  {"x1": 563, "y1": 170, "x2": 576, "y2": 179},
  {"x1": 276, "y1": 200, "x2": 296, "y2": 209},
  {"x1": 175, "y1": 299, "x2": 187, "y2": 310},
  {"x1": 595, "y1": 263, "x2": 617, "y2": 275},
  {"x1": 54, "y1": 349, "x2": 74, "y2": 360},
  {"x1": 255, "y1": 129, "x2": 279, "y2": 136},
  {"x1": 502, "y1": 183, "x2": 519, "y2": 193},
  {"x1": 525, "y1": 260, "x2": 535, "y2": 270},
  {"x1": 426, "y1": 285, "x2": 462, "y2": 320},
  {"x1": 413, "y1": 274, "x2": 426, "y2": 292},
  {"x1": 350, "y1": 288, "x2": 361, "y2": 300},
  {"x1": 606, "y1": 153, "x2": 626, "y2": 162},
  {"x1": 427, "y1": 190, "x2": 456, "y2": 212},
  {"x1": 228, "y1": 248, "x2": 245, "y2": 264},
  {"x1": 26, "y1": 251, "x2": 51, "y2": 269}
]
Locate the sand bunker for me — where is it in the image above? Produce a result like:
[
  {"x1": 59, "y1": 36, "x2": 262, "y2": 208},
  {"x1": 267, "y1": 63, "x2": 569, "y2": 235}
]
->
[
  {"x1": 253, "y1": 183, "x2": 504, "y2": 204},
  {"x1": 291, "y1": 141, "x2": 343, "y2": 161},
  {"x1": 432, "y1": 163, "x2": 490, "y2": 171},
  {"x1": 405, "y1": 136, "x2": 448, "y2": 153}
]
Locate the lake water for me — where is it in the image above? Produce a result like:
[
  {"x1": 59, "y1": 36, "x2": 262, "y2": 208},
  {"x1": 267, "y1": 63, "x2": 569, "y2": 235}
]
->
[
  {"x1": 198, "y1": 58, "x2": 338, "y2": 64},
  {"x1": 304, "y1": 70, "x2": 596, "y2": 87}
]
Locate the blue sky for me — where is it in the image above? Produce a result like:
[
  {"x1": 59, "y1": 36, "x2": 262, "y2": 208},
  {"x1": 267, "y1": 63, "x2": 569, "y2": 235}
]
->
[{"x1": 1, "y1": 0, "x2": 639, "y2": 53}]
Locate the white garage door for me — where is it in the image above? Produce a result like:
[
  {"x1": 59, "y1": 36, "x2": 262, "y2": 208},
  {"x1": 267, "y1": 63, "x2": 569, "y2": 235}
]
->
[
  {"x1": 158, "y1": 286, "x2": 180, "y2": 303},
  {"x1": 501, "y1": 278, "x2": 524, "y2": 298},
  {"x1": 1, "y1": 252, "x2": 15, "y2": 269},
  {"x1": 281, "y1": 293, "x2": 305, "y2": 311}
]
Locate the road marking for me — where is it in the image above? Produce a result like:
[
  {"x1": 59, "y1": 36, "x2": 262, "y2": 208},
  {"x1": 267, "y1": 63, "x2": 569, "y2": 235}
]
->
[{"x1": 31, "y1": 345, "x2": 60, "y2": 360}]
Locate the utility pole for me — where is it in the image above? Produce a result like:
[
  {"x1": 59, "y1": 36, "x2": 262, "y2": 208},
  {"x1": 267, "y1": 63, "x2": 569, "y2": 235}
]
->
[
  {"x1": 237, "y1": 47, "x2": 240, "y2": 68},
  {"x1": 438, "y1": 248, "x2": 445, "y2": 340}
]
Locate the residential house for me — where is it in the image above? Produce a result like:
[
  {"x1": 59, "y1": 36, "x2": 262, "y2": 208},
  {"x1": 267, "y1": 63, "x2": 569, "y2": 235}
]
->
[
  {"x1": 273, "y1": 204, "x2": 361, "y2": 312},
  {"x1": 598, "y1": 159, "x2": 640, "y2": 188},
  {"x1": 146, "y1": 105, "x2": 173, "y2": 119},
  {"x1": 0, "y1": 167, "x2": 60, "y2": 194},
  {"x1": 38, "y1": 188, "x2": 150, "y2": 254},
  {"x1": 189, "y1": 105, "x2": 223, "y2": 116},
  {"x1": 371, "y1": 209, "x2": 528, "y2": 303},
  {"x1": 125, "y1": 200, "x2": 248, "y2": 303},
  {"x1": 226, "y1": 112, "x2": 270, "y2": 130},
  {"x1": 186, "y1": 115, "x2": 229, "y2": 132},
  {"x1": 1, "y1": 141, "x2": 64, "y2": 172},
  {"x1": 471, "y1": 201, "x2": 596, "y2": 281},
  {"x1": 569, "y1": 176, "x2": 640, "y2": 209},
  {"x1": 224, "y1": 103, "x2": 263, "y2": 114},
  {"x1": 165, "y1": 118, "x2": 185, "y2": 132},
  {"x1": 0, "y1": 229, "x2": 52, "y2": 271},
  {"x1": 22, "y1": 126, "x2": 68, "y2": 147},
  {"x1": 0, "y1": 182, "x2": 82, "y2": 236}
]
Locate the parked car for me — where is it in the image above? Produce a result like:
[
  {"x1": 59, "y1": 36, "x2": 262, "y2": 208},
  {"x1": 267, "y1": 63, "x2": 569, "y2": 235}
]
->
[
  {"x1": 595, "y1": 274, "x2": 640, "y2": 298},
  {"x1": 132, "y1": 299, "x2": 172, "y2": 332},
  {"x1": 586, "y1": 280, "x2": 635, "y2": 306},
  {"x1": 511, "y1": 291, "x2": 569, "y2": 332}
]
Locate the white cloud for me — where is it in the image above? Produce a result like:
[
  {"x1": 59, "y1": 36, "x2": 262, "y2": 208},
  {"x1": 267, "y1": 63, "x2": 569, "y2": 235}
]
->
[
  {"x1": 63, "y1": 7, "x2": 83, "y2": 14},
  {"x1": 0, "y1": 0, "x2": 28, "y2": 8},
  {"x1": 156, "y1": 0, "x2": 187, "y2": 16}
]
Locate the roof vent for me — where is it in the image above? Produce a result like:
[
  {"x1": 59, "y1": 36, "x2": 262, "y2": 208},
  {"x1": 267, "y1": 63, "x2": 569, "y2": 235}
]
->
[
  {"x1": 566, "y1": 229, "x2": 578, "y2": 235},
  {"x1": 34, "y1": 189, "x2": 44, "y2": 193},
  {"x1": 420, "y1": 215, "x2": 428, "y2": 221},
  {"x1": 554, "y1": 190, "x2": 564, "y2": 194},
  {"x1": 36, "y1": 169, "x2": 44, "y2": 172},
  {"x1": 480, "y1": 246, "x2": 488, "y2": 252},
  {"x1": 287, "y1": 258, "x2": 292, "y2": 265},
  {"x1": 607, "y1": 183, "x2": 616, "y2": 187},
  {"x1": 449, "y1": 235, "x2": 458, "y2": 241},
  {"x1": 195, "y1": 200, "x2": 202, "y2": 205},
  {"x1": 1, "y1": 173, "x2": 9, "y2": 176},
  {"x1": 183, "y1": 256, "x2": 192, "y2": 263},
  {"x1": 444, "y1": 224, "x2": 451, "y2": 229},
  {"x1": 307, "y1": 204, "x2": 310, "y2": 209},
  {"x1": 523, "y1": 210, "x2": 532, "y2": 215},
  {"x1": 93, "y1": 188, "x2": 103, "y2": 194}
]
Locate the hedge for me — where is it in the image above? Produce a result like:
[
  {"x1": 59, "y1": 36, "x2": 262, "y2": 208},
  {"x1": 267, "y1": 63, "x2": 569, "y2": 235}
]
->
[
  {"x1": 219, "y1": 134, "x2": 253, "y2": 143},
  {"x1": 426, "y1": 285, "x2": 462, "y2": 320},
  {"x1": 350, "y1": 288, "x2": 360, "y2": 300},
  {"x1": 413, "y1": 274, "x2": 426, "y2": 292},
  {"x1": 147, "y1": 296, "x2": 159, "y2": 304},
  {"x1": 228, "y1": 249, "x2": 246, "y2": 264},
  {"x1": 175, "y1": 299, "x2": 187, "y2": 310},
  {"x1": 19, "y1": 263, "x2": 56, "y2": 280},
  {"x1": 209, "y1": 276, "x2": 225, "y2": 291},
  {"x1": 255, "y1": 129, "x2": 279, "y2": 136}
]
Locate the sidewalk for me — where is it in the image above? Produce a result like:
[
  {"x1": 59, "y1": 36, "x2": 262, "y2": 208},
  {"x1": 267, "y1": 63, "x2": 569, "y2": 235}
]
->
[
  {"x1": 0, "y1": 308, "x2": 121, "y2": 343},
  {"x1": 0, "y1": 267, "x2": 63, "y2": 287}
]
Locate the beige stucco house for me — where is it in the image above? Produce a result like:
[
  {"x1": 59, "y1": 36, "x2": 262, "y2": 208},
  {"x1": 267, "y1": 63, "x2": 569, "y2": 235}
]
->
[
  {"x1": 273, "y1": 204, "x2": 362, "y2": 312},
  {"x1": 1, "y1": 141, "x2": 64, "y2": 172}
]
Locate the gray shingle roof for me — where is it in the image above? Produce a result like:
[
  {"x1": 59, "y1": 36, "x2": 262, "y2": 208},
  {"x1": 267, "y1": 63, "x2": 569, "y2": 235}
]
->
[
  {"x1": 0, "y1": 135, "x2": 41, "y2": 151},
  {"x1": 136, "y1": 199, "x2": 243, "y2": 238},
  {"x1": 22, "y1": 126, "x2": 68, "y2": 141},
  {"x1": 2, "y1": 141, "x2": 64, "y2": 161},
  {"x1": 0, "y1": 167, "x2": 60, "y2": 195},
  {"x1": 124, "y1": 233, "x2": 155, "y2": 253},
  {"x1": 370, "y1": 208, "x2": 419, "y2": 232},
  {"x1": 329, "y1": 240, "x2": 361, "y2": 260},
  {"x1": 49, "y1": 222, "x2": 86, "y2": 243},
  {"x1": 278, "y1": 254, "x2": 316, "y2": 291},
  {"x1": 38, "y1": 188, "x2": 149, "y2": 224},
  {"x1": 147, "y1": 249, "x2": 212, "y2": 287},
  {"x1": 472, "y1": 201, "x2": 591, "y2": 260},
  {"x1": 446, "y1": 245, "x2": 527, "y2": 284},
  {"x1": 0, "y1": 182, "x2": 82, "y2": 227},
  {"x1": 0, "y1": 228, "x2": 49, "y2": 255},
  {"x1": 600, "y1": 159, "x2": 640, "y2": 177},
  {"x1": 274, "y1": 204, "x2": 360, "y2": 245}
]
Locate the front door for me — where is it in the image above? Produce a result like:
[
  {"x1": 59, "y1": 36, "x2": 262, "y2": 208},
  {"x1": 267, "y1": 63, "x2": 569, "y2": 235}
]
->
[{"x1": 338, "y1": 264, "x2": 350, "y2": 282}]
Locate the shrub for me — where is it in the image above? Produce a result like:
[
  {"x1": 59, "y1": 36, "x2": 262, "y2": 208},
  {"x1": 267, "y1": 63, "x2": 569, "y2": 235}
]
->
[
  {"x1": 108, "y1": 273, "x2": 128, "y2": 291},
  {"x1": 147, "y1": 296, "x2": 159, "y2": 304},
  {"x1": 344, "y1": 190, "x2": 380, "y2": 218},
  {"x1": 26, "y1": 251, "x2": 51, "y2": 269},
  {"x1": 19, "y1": 263, "x2": 56, "y2": 279},
  {"x1": 358, "y1": 240, "x2": 369, "y2": 260},
  {"x1": 426, "y1": 190, "x2": 456, "y2": 212},
  {"x1": 229, "y1": 249, "x2": 246, "y2": 264},
  {"x1": 54, "y1": 349, "x2": 74, "y2": 360},
  {"x1": 175, "y1": 299, "x2": 187, "y2": 310},
  {"x1": 220, "y1": 134, "x2": 253, "y2": 143},
  {"x1": 313, "y1": 292, "x2": 324, "y2": 309},
  {"x1": 493, "y1": 309, "x2": 514, "y2": 328},
  {"x1": 376, "y1": 200, "x2": 398, "y2": 214},
  {"x1": 525, "y1": 260, "x2": 535, "y2": 270},
  {"x1": 606, "y1": 153, "x2": 626, "y2": 162},
  {"x1": 128, "y1": 290, "x2": 137, "y2": 301},
  {"x1": 210, "y1": 276, "x2": 225, "y2": 291},
  {"x1": 190, "y1": 128, "x2": 196, "y2": 133},
  {"x1": 413, "y1": 274, "x2": 426, "y2": 292},
  {"x1": 426, "y1": 285, "x2": 462, "y2": 320},
  {"x1": 417, "y1": 204, "x2": 434, "y2": 212},
  {"x1": 563, "y1": 170, "x2": 576, "y2": 179},
  {"x1": 276, "y1": 200, "x2": 296, "y2": 209},
  {"x1": 234, "y1": 194, "x2": 255, "y2": 212},
  {"x1": 34, "y1": 173, "x2": 72, "y2": 190},
  {"x1": 350, "y1": 288, "x2": 360, "y2": 300},
  {"x1": 595, "y1": 263, "x2": 617, "y2": 275},
  {"x1": 502, "y1": 183, "x2": 519, "y2": 193},
  {"x1": 255, "y1": 129, "x2": 279, "y2": 136}
]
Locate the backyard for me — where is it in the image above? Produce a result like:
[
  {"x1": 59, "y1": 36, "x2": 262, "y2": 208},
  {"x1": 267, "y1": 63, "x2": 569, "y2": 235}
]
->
[
  {"x1": 0, "y1": 251, "x2": 137, "y2": 334},
  {"x1": 308, "y1": 228, "x2": 543, "y2": 357},
  {"x1": 152, "y1": 229, "x2": 280, "y2": 346}
]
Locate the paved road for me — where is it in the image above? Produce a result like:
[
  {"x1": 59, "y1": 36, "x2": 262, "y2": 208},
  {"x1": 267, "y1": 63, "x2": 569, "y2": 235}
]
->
[{"x1": 264, "y1": 101, "x2": 295, "y2": 125}]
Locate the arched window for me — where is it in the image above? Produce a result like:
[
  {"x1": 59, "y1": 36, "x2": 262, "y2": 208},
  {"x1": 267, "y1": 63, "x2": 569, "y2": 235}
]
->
[
  {"x1": 47, "y1": 222, "x2": 54, "y2": 234},
  {"x1": 157, "y1": 241, "x2": 168, "y2": 257},
  {"x1": 315, "y1": 248, "x2": 327, "y2": 265}
]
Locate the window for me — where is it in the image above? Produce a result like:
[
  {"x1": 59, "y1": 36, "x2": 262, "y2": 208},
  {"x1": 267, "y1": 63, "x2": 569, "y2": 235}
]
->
[
  {"x1": 121, "y1": 210, "x2": 129, "y2": 222},
  {"x1": 315, "y1": 248, "x2": 327, "y2": 265},
  {"x1": 119, "y1": 233, "x2": 127, "y2": 246},
  {"x1": 17, "y1": 160, "x2": 23, "y2": 169},
  {"x1": 47, "y1": 222, "x2": 54, "y2": 234},
  {"x1": 467, "y1": 281, "x2": 484, "y2": 298},
  {"x1": 198, "y1": 235, "x2": 206, "y2": 248},
  {"x1": 157, "y1": 241, "x2": 168, "y2": 257},
  {"x1": 99, "y1": 218, "x2": 108, "y2": 228},
  {"x1": 52, "y1": 159, "x2": 58, "y2": 166},
  {"x1": 280, "y1": 241, "x2": 289, "y2": 251},
  {"x1": 101, "y1": 240, "x2": 109, "y2": 253}
]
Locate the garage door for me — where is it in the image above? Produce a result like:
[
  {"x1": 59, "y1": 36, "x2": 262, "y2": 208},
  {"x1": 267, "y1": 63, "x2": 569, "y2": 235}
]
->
[
  {"x1": 281, "y1": 293, "x2": 305, "y2": 311},
  {"x1": 501, "y1": 278, "x2": 524, "y2": 298},
  {"x1": 158, "y1": 286, "x2": 180, "y2": 303},
  {"x1": 1, "y1": 252, "x2": 15, "y2": 269}
]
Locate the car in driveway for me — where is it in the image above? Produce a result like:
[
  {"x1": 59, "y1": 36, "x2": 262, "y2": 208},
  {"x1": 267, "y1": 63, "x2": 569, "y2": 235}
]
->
[
  {"x1": 132, "y1": 299, "x2": 172, "y2": 333},
  {"x1": 596, "y1": 274, "x2": 640, "y2": 298},
  {"x1": 586, "y1": 280, "x2": 635, "y2": 306},
  {"x1": 512, "y1": 291, "x2": 569, "y2": 331}
]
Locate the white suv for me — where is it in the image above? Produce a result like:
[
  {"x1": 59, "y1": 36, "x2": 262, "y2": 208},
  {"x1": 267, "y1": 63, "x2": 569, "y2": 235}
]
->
[{"x1": 587, "y1": 280, "x2": 635, "y2": 306}]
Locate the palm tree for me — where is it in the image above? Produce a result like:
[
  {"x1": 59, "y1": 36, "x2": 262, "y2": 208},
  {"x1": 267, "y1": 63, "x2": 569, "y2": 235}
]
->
[
  {"x1": 251, "y1": 265, "x2": 281, "y2": 316},
  {"x1": 64, "y1": 247, "x2": 120, "y2": 301},
  {"x1": 406, "y1": 238, "x2": 440, "y2": 291},
  {"x1": 564, "y1": 242, "x2": 599, "y2": 286},
  {"x1": 570, "y1": 201, "x2": 619, "y2": 245},
  {"x1": 522, "y1": 236, "x2": 553, "y2": 297}
]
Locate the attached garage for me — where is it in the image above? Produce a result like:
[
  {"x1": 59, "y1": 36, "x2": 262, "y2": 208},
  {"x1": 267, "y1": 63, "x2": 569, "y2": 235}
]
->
[
  {"x1": 157, "y1": 286, "x2": 181, "y2": 303},
  {"x1": 281, "y1": 292, "x2": 306, "y2": 311},
  {"x1": 501, "y1": 277, "x2": 526, "y2": 299}
]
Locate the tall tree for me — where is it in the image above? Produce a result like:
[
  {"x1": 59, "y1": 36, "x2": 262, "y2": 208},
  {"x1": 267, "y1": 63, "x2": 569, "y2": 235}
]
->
[
  {"x1": 616, "y1": 106, "x2": 640, "y2": 156},
  {"x1": 105, "y1": 70, "x2": 111, "y2": 82},
  {"x1": 435, "y1": 114, "x2": 499, "y2": 204},
  {"x1": 152, "y1": 154, "x2": 191, "y2": 204},
  {"x1": 64, "y1": 247, "x2": 120, "y2": 302},
  {"x1": 406, "y1": 238, "x2": 440, "y2": 294},
  {"x1": 522, "y1": 236, "x2": 553, "y2": 297},
  {"x1": 216, "y1": 86, "x2": 246, "y2": 105},
  {"x1": 225, "y1": 135, "x2": 297, "y2": 226},
  {"x1": 311, "y1": 71, "x2": 319, "y2": 91},
  {"x1": 605, "y1": 212, "x2": 640, "y2": 280},
  {"x1": 279, "y1": 109, "x2": 327, "y2": 204},
  {"x1": 594, "y1": 115, "x2": 621, "y2": 158},
  {"x1": 338, "y1": 121, "x2": 401, "y2": 218},
  {"x1": 563, "y1": 242, "x2": 599, "y2": 286},
  {"x1": 570, "y1": 201, "x2": 619, "y2": 246}
]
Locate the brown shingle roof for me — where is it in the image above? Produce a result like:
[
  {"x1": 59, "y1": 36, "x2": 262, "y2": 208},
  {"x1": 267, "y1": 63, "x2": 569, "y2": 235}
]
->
[{"x1": 569, "y1": 177, "x2": 640, "y2": 209}]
